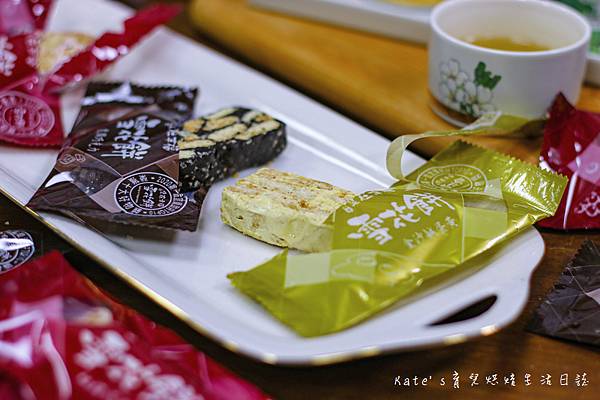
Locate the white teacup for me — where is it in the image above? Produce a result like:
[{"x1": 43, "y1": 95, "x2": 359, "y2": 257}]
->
[{"x1": 429, "y1": 0, "x2": 591, "y2": 122}]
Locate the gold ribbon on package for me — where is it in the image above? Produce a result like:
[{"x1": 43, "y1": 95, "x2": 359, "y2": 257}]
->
[
  {"x1": 387, "y1": 111, "x2": 544, "y2": 179},
  {"x1": 228, "y1": 118, "x2": 563, "y2": 337}
]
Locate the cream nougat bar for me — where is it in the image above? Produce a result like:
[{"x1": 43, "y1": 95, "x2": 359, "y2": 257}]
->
[{"x1": 221, "y1": 168, "x2": 355, "y2": 252}]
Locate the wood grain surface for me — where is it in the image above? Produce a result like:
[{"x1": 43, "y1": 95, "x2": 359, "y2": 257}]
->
[
  {"x1": 0, "y1": 0, "x2": 598, "y2": 399},
  {"x1": 189, "y1": 0, "x2": 600, "y2": 164}
]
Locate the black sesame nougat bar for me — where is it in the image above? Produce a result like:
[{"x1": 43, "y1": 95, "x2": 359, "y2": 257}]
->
[{"x1": 178, "y1": 107, "x2": 287, "y2": 192}]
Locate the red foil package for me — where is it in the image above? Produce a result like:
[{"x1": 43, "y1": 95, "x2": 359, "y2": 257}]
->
[
  {"x1": 539, "y1": 94, "x2": 600, "y2": 230},
  {"x1": 0, "y1": 251, "x2": 270, "y2": 400},
  {"x1": 0, "y1": 0, "x2": 52, "y2": 36},
  {"x1": 0, "y1": 1, "x2": 180, "y2": 147}
]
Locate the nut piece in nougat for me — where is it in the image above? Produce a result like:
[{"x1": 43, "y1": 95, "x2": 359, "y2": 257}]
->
[
  {"x1": 221, "y1": 168, "x2": 355, "y2": 252},
  {"x1": 38, "y1": 32, "x2": 94, "y2": 74}
]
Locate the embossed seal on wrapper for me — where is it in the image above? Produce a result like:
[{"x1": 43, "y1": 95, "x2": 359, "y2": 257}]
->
[
  {"x1": 0, "y1": 230, "x2": 34, "y2": 273},
  {"x1": 416, "y1": 164, "x2": 488, "y2": 192},
  {"x1": 114, "y1": 172, "x2": 188, "y2": 217},
  {"x1": 0, "y1": 90, "x2": 55, "y2": 137}
]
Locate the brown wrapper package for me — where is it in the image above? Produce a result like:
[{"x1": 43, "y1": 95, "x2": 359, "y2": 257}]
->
[
  {"x1": 28, "y1": 82, "x2": 203, "y2": 232},
  {"x1": 528, "y1": 240, "x2": 600, "y2": 347}
]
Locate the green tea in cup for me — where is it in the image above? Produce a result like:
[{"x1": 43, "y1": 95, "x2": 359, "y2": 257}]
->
[{"x1": 462, "y1": 35, "x2": 552, "y2": 52}]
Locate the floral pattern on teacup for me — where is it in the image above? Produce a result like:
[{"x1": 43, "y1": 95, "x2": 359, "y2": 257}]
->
[{"x1": 439, "y1": 59, "x2": 502, "y2": 118}]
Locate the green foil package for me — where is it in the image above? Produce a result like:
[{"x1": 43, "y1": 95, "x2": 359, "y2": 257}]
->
[{"x1": 229, "y1": 141, "x2": 567, "y2": 337}]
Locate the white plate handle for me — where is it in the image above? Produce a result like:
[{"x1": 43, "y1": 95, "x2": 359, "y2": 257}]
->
[{"x1": 419, "y1": 283, "x2": 530, "y2": 340}]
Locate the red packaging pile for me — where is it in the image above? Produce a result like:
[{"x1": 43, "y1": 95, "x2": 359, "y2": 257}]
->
[
  {"x1": 0, "y1": 0, "x2": 179, "y2": 147},
  {"x1": 539, "y1": 94, "x2": 600, "y2": 230},
  {"x1": 0, "y1": 0, "x2": 52, "y2": 36},
  {"x1": 0, "y1": 251, "x2": 270, "y2": 400}
]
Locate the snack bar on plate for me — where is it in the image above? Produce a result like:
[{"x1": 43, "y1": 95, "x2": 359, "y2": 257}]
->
[
  {"x1": 178, "y1": 106, "x2": 287, "y2": 192},
  {"x1": 221, "y1": 168, "x2": 354, "y2": 252}
]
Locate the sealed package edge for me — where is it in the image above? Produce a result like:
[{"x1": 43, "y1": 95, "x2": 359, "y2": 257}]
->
[
  {"x1": 528, "y1": 240, "x2": 600, "y2": 347},
  {"x1": 28, "y1": 82, "x2": 202, "y2": 232},
  {"x1": 229, "y1": 141, "x2": 567, "y2": 337},
  {"x1": 538, "y1": 94, "x2": 600, "y2": 230}
]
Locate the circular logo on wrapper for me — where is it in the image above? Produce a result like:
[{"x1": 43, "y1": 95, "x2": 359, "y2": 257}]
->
[
  {"x1": 0, "y1": 230, "x2": 34, "y2": 273},
  {"x1": 0, "y1": 91, "x2": 55, "y2": 137},
  {"x1": 59, "y1": 152, "x2": 86, "y2": 166},
  {"x1": 114, "y1": 172, "x2": 188, "y2": 217},
  {"x1": 417, "y1": 164, "x2": 487, "y2": 192}
]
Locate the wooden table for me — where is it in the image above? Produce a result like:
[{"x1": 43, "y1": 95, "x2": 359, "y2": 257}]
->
[
  {"x1": 1, "y1": 0, "x2": 598, "y2": 399},
  {"x1": 189, "y1": 0, "x2": 600, "y2": 164}
]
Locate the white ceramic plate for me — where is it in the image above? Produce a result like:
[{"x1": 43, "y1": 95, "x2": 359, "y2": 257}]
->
[
  {"x1": 250, "y1": 0, "x2": 600, "y2": 86},
  {"x1": 0, "y1": 0, "x2": 545, "y2": 366}
]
